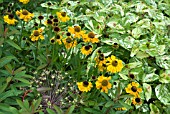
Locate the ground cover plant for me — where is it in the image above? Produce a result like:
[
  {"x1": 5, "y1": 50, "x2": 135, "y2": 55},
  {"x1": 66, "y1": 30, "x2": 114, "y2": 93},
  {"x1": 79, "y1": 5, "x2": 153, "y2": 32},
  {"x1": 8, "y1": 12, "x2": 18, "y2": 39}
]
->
[{"x1": 0, "y1": 0, "x2": 170, "y2": 114}]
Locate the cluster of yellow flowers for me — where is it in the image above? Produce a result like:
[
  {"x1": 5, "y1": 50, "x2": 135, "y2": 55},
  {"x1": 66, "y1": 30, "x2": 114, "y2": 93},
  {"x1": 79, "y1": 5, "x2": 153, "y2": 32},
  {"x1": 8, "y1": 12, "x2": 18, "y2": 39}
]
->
[
  {"x1": 3, "y1": 9, "x2": 33, "y2": 25},
  {"x1": 95, "y1": 54, "x2": 123, "y2": 73},
  {"x1": 125, "y1": 82, "x2": 143, "y2": 105},
  {"x1": 77, "y1": 75, "x2": 112, "y2": 93}
]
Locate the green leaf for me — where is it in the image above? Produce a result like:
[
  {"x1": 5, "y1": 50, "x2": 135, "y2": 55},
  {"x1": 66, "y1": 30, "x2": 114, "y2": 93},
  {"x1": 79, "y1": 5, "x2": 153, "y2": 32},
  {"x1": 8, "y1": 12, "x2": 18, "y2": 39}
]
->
[
  {"x1": 14, "y1": 66, "x2": 26, "y2": 75},
  {"x1": 65, "y1": 105, "x2": 75, "y2": 114},
  {"x1": 0, "y1": 38, "x2": 4, "y2": 46},
  {"x1": 33, "y1": 97, "x2": 42, "y2": 111},
  {"x1": 9, "y1": 107, "x2": 19, "y2": 114},
  {"x1": 14, "y1": 77, "x2": 31, "y2": 84},
  {"x1": 84, "y1": 108, "x2": 103, "y2": 114},
  {"x1": 150, "y1": 103, "x2": 160, "y2": 114},
  {"x1": 143, "y1": 83, "x2": 152, "y2": 101},
  {"x1": 37, "y1": 64, "x2": 48, "y2": 70},
  {"x1": 46, "y1": 108, "x2": 56, "y2": 114},
  {"x1": 119, "y1": 100, "x2": 133, "y2": 110},
  {"x1": 6, "y1": 40, "x2": 22, "y2": 50},
  {"x1": 143, "y1": 73, "x2": 159, "y2": 82},
  {"x1": 0, "y1": 83, "x2": 8, "y2": 94},
  {"x1": 105, "y1": 101, "x2": 115, "y2": 107},
  {"x1": 155, "y1": 84, "x2": 170, "y2": 105},
  {"x1": 53, "y1": 105, "x2": 63, "y2": 114},
  {"x1": 0, "y1": 56, "x2": 16, "y2": 68}
]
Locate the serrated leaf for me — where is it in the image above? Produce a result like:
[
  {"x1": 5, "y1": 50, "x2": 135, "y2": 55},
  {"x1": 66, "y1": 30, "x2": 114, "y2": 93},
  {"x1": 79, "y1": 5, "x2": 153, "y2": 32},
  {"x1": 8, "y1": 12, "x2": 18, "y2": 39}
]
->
[{"x1": 6, "y1": 40, "x2": 21, "y2": 50}]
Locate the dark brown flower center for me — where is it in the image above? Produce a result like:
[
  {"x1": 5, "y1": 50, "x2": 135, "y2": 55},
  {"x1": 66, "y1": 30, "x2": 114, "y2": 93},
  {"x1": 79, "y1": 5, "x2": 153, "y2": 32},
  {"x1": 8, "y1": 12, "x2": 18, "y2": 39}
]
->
[
  {"x1": 8, "y1": 14, "x2": 14, "y2": 19},
  {"x1": 33, "y1": 30, "x2": 40, "y2": 36},
  {"x1": 22, "y1": 10, "x2": 28, "y2": 15},
  {"x1": 47, "y1": 19, "x2": 52, "y2": 24},
  {"x1": 135, "y1": 98, "x2": 141, "y2": 103},
  {"x1": 47, "y1": 2, "x2": 52, "y2": 6},
  {"x1": 99, "y1": 54, "x2": 104, "y2": 61},
  {"x1": 66, "y1": 32, "x2": 71, "y2": 36},
  {"x1": 101, "y1": 80, "x2": 108, "y2": 86},
  {"x1": 131, "y1": 86, "x2": 137, "y2": 92},
  {"x1": 129, "y1": 74, "x2": 135, "y2": 79},
  {"x1": 53, "y1": 26, "x2": 60, "y2": 32},
  {"x1": 51, "y1": 39, "x2": 55, "y2": 43},
  {"x1": 53, "y1": 18, "x2": 58, "y2": 23},
  {"x1": 49, "y1": 15, "x2": 54, "y2": 19},
  {"x1": 88, "y1": 32, "x2": 95, "y2": 38},
  {"x1": 83, "y1": 81, "x2": 89, "y2": 87},
  {"x1": 66, "y1": 38, "x2": 72, "y2": 43},
  {"x1": 56, "y1": 35, "x2": 60, "y2": 39},
  {"x1": 61, "y1": 12, "x2": 66, "y2": 17},
  {"x1": 112, "y1": 60, "x2": 118, "y2": 66},
  {"x1": 102, "y1": 64, "x2": 106, "y2": 67},
  {"x1": 38, "y1": 15, "x2": 44, "y2": 20},
  {"x1": 74, "y1": 26, "x2": 81, "y2": 32}
]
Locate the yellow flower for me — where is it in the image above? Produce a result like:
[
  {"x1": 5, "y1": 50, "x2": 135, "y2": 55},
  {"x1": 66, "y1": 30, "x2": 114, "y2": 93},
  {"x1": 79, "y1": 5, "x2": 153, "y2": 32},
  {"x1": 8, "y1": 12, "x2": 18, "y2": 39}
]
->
[
  {"x1": 95, "y1": 53, "x2": 107, "y2": 71},
  {"x1": 115, "y1": 107, "x2": 127, "y2": 111},
  {"x1": 30, "y1": 28, "x2": 44, "y2": 41},
  {"x1": 81, "y1": 45, "x2": 92, "y2": 55},
  {"x1": 82, "y1": 32, "x2": 99, "y2": 43},
  {"x1": 106, "y1": 55, "x2": 123, "y2": 73},
  {"x1": 44, "y1": 19, "x2": 53, "y2": 26},
  {"x1": 63, "y1": 37, "x2": 77, "y2": 49},
  {"x1": 50, "y1": 38, "x2": 55, "y2": 44},
  {"x1": 16, "y1": 9, "x2": 34, "y2": 22},
  {"x1": 56, "y1": 12, "x2": 70, "y2": 22},
  {"x1": 68, "y1": 26, "x2": 85, "y2": 38},
  {"x1": 132, "y1": 96, "x2": 142, "y2": 105},
  {"x1": 77, "y1": 81, "x2": 93, "y2": 92},
  {"x1": 95, "y1": 75, "x2": 112, "y2": 93},
  {"x1": 19, "y1": 0, "x2": 30, "y2": 4},
  {"x1": 3, "y1": 14, "x2": 18, "y2": 25},
  {"x1": 125, "y1": 82, "x2": 142, "y2": 96},
  {"x1": 55, "y1": 34, "x2": 62, "y2": 45}
]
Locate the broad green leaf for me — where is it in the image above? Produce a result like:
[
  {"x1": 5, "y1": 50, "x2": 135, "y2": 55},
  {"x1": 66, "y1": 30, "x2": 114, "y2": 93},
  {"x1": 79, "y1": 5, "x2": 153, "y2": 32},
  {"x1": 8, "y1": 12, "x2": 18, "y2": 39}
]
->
[
  {"x1": 132, "y1": 27, "x2": 142, "y2": 39},
  {"x1": 84, "y1": 108, "x2": 103, "y2": 114},
  {"x1": 14, "y1": 66, "x2": 26, "y2": 75},
  {"x1": 159, "y1": 70, "x2": 170, "y2": 83},
  {"x1": 143, "y1": 73, "x2": 159, "y2": 82},
  {"x1": 46, "y1": 108, "x2": 56, "y2": 114},
  {"x1": 105, "y1": 101, "x2": 115, "y2": 107},
  {"x1": 143, "y1": 83, "x2": 152, "y2": 101},
  {"x1": 119, "y1": 100, "x2": 133, "y2": 110},
  {"x1": 156, "y1": 55, "x2": 170, "y2": 69},
  {"x1": 33, "y1": 97, "x2": 42, "y2": 111},
  {"x1": 0, "y1": 83, "x2": 8, "y2": 94},
  {"x1": 37, "y1": 64, "x2": 48, "y2": 70},
  {"x1": 150, "y1": 103, "x2": 160, "y2": 114},
  {"x1": 65, "y1": 105, "x2": 75, "y2": 114},
  {"x1": 16, "y1": 99, "x2": 30, "y2": 112},
  {"x1": 53, "y1": 105, "x2": 63, "y2": 114},
  {"x1": 9, "y1": 107, "x2": 19, "y2": 114},
  {"x1": 0, "y1": 38, "x2": 4, "y2": 46},
  {"x1": 6, "y1": 40, "x2": 22, "y2": 50},
  {"x1": 14, "y1": 77, "x2": 31, "y2": 84},
  {"x1": 0, "y1": 56, "x2": 16, "y2": 68},
  {"x1": 155, "y1": 84, "x2": 170, "y2": 105}
]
